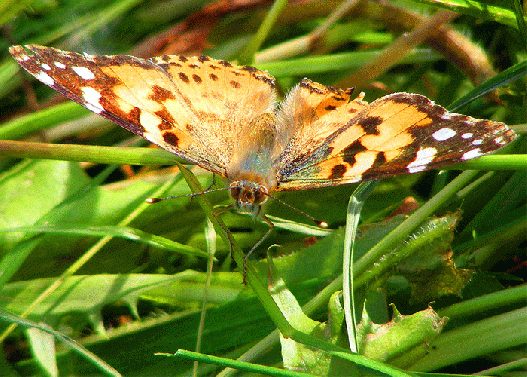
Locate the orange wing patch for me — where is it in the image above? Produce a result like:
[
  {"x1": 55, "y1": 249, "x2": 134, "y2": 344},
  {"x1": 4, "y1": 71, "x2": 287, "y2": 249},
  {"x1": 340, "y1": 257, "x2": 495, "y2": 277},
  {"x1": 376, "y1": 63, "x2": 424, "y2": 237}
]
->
[
  {"x1": 150, "y1": 54, "x2": 276, "y2": 166},
  {"x1": 10, "y1": 45, "x2": 210, "y2": 167}
]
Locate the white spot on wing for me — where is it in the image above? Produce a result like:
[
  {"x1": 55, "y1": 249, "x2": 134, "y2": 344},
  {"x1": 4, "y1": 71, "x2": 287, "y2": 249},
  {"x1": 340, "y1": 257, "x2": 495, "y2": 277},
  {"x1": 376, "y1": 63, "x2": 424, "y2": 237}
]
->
[
  {"x1": 461, "y1": 133, "x2": 473, "y2": 139},
  {"x1": 35, "y1": 71, "x2": 55, "y2": 86},
  {"x1": 143, "y1": 133, "x2": 156, "y2": 144},
  {"x1": 140, "y1": 110, "x2": 163, "y2": 129},
  {"x1": 494, "y1": 136, "x2": 506, "y2": 145},
  {"x1": 41, "y1": 63, "x2": 51, "y2": 70},
  {"x1": 54, "y1": 61, "x2": 66, "y2": 69},
  {"x1": 432, "y1": 127, "x2": 456, "y2": 141},
  {"x1": 81, "y1": 87, "x2": 103, "y2": 114},
  {"x1": 472, "y1": 139, "x2": 483, "y2": 146},
  {"x1": 462, "y1": 148, "x2": 482, "y2": 160},
  {"x1": 407, "y1": 147, "x2": 437, "y2": 173},
  {"x1": 72, "y1": 66, "x2": 95, "y2": 80},
  {"x1": 83, "y1": 53, "x2": 97, "y2": 62}
]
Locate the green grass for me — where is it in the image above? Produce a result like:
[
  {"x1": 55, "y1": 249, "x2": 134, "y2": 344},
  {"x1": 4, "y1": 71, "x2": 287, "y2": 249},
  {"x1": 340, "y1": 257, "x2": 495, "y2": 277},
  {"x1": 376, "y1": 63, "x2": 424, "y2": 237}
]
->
[{"x1": 0, "y1": 0, "x2": 526, "y2": 376}]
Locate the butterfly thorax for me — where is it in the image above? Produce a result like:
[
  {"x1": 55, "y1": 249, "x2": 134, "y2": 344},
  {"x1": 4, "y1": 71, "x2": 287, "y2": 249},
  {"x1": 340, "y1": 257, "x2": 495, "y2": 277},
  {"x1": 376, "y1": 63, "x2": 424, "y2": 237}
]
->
[{"x1": 227, "y1": 112, "x2": 279, "y2": 216}]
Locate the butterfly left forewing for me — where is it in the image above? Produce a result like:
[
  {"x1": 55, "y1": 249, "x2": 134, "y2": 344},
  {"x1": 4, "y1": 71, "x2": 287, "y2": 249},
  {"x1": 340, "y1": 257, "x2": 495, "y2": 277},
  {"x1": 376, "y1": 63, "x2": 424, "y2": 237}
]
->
[
  {"x1": 10, "y1": 44, "x2": 233, "y2": 175},
  {"x1": 277, "y1": 92, "x2": 516, "y2": 190}
]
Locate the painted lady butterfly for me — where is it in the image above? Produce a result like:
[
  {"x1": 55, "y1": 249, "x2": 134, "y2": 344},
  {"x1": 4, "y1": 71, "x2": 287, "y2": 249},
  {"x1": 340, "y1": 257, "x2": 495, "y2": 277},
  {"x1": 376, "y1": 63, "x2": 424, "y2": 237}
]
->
[{"x1": 10, "y1": 45, "x2": 516, "y2": 233}]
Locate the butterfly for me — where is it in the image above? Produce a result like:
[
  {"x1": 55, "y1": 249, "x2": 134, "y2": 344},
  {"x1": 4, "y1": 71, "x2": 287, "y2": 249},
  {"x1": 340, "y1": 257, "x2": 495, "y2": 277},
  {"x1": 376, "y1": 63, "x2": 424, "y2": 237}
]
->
[{"x1": 10, "y1": 45, "x2": 516, "y2": 262}]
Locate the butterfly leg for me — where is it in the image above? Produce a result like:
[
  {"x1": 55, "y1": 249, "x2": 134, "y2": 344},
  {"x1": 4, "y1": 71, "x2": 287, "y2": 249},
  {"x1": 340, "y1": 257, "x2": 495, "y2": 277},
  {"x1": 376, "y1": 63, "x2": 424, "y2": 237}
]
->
[
  {"x1": 210, "y1": 204, "x2": 255, "y2": 283},
  {"x1": 210, "y1": 205, "x2": 236, "y2": 258},
  {"x1": 242, "y1": 214, "x2": 274, "y2": 284}
]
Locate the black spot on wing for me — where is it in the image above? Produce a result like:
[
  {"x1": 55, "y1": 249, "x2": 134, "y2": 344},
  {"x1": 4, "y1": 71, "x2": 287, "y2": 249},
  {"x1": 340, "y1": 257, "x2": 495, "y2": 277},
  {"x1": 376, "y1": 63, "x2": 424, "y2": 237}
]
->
[
  {"x1": 162, "y1": 132, "x2": 179, "y2": 147},
  {"x1": 149, "y1": 85, "x2": 176, "y2": 101},
  {"x1": 242, "y1": 65, "x2": 257, "y2": 73},
  {"x1": 372, "y1": 151, "x2": 387, "y2": 167},
  {"x1": 342, "y1": 140, "x2": 367, "y2": 165},
  {"x1": 357, "y1": 116, "x2": 383, "y2": 134},
  {"x1": 155, "y1": 108, "x2": 176, "y2": 129},
  {"x1": 328, "y1": 164, "x2": 347, "y2": 180}
]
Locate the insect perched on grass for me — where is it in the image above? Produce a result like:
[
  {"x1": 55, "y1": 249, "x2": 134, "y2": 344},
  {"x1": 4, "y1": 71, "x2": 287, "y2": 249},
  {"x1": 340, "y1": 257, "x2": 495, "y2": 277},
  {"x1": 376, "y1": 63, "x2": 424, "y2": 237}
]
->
[{"x1": 10, "y1": 45, "x2": 517, "y2": 279}]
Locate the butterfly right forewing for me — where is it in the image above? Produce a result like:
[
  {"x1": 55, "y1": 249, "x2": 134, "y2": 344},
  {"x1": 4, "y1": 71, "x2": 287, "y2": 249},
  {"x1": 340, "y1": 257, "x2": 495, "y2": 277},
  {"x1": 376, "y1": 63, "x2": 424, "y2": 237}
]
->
[{"x1": 276, "y1": 91, "x2": 516, "y2": 191}]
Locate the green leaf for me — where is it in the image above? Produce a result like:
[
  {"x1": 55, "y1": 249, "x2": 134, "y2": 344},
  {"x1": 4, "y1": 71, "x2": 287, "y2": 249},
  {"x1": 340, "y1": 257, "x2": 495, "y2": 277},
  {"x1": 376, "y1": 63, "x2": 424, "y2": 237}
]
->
[{"x1": 357, "y1": 307, "x2": 446, "y2": 367}]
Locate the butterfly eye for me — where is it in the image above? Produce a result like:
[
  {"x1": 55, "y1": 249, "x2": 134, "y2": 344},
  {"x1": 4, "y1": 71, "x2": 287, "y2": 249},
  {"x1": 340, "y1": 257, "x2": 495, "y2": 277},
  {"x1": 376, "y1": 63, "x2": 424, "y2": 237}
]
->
[
  {"x1": 229, "y1": 182, "x2": 242, "y2": 200},
  {"x1": 244, "y1": 190, "x2": 254, "y2": 202},
  {"x1": 254, "y1": 186, "x2": 268, "y2": 206}
]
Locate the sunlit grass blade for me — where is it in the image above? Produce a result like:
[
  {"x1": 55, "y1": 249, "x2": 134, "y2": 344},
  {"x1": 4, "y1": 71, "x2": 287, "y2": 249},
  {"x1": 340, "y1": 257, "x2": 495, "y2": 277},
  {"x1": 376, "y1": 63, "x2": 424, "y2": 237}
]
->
[{"x1": 0, "y1": 224, "x2": 208, "y2": 258}]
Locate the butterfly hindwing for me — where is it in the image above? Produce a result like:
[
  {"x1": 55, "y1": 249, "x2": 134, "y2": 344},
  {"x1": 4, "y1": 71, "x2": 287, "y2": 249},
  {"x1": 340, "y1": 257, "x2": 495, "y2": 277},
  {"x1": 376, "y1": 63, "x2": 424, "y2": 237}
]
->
[{"x1": 274, "y1": 79, "x2": 368, "y2": 171}]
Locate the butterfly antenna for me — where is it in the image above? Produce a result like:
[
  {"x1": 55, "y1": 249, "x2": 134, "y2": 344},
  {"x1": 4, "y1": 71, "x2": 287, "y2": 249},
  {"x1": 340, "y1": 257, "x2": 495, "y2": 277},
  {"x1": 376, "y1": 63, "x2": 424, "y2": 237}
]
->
[
  {"x1": 146, "y1": 187, "x2": 230, "y2": 203},
  {"x1": 265, "y1": 193, "x2": 328, "y2": 228}
]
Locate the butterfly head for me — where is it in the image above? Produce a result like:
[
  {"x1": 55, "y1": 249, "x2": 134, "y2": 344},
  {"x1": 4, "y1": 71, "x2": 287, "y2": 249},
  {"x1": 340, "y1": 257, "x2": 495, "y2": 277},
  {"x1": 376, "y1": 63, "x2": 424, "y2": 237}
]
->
[{"x1": 229, "y1": 180, "x2": 268, "y2": 217}]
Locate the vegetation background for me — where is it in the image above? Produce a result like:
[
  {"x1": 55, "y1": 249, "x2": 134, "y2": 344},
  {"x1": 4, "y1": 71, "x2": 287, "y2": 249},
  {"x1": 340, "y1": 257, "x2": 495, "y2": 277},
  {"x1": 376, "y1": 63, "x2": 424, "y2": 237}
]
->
[{"x1": 0, "y1": 0, "x2": 525, "y2": 376}]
